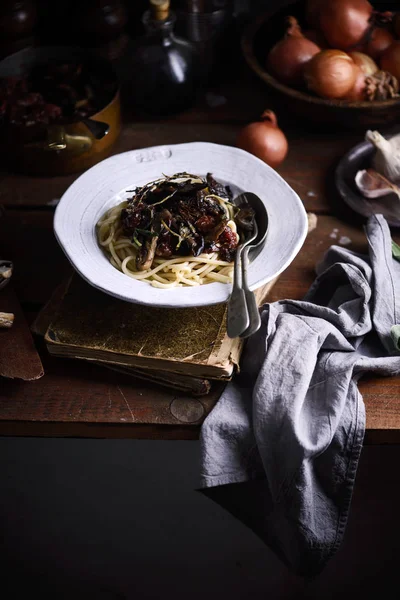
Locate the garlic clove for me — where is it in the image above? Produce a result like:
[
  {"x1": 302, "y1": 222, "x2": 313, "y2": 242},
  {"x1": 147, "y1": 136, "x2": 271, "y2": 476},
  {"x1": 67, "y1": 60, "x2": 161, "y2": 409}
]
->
[
  {"x1": 355, "y1": 168, "x2": 400, "y2": 199},
  {"x1": 0, "y1": 264, "x2": 12, "y2": 279},
  {"x1": 365, "y1": 129, "x2": 400, "y2": 184},
  {"x1": 0, "y1": 312, "x2": 14, "y2": 328},
  {"x1": 0, "y1": 260, "x2": 13, "y2": 290}
]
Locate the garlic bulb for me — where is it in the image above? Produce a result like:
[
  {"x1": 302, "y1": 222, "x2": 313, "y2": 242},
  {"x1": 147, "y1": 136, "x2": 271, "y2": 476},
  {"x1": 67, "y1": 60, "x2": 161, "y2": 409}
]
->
[
  {"x1": 355, "y1": 168, "x2": 400, "y2": 200},
  {"x1": 365, "y1": 130, "x2": 400, "y2": 184}
]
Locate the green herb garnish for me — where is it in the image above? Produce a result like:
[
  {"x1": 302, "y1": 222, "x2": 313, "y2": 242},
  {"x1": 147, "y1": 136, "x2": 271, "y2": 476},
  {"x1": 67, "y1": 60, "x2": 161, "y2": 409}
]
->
[
  {"x1": 392, "y1": 240, "x2": 400, "y2": 262},
  {"x1": 135, "y1": 228, "x2": 158, "y2": 238}
]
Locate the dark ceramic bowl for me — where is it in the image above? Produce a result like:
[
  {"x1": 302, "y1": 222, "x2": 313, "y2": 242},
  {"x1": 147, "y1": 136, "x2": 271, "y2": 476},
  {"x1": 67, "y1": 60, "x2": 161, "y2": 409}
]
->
[
  {"x1": 241, "y1": 0, "x2": 400, "y2": 130},
  {"x1": 335, "y1": 126, "x2": 400, "y2": 227}
]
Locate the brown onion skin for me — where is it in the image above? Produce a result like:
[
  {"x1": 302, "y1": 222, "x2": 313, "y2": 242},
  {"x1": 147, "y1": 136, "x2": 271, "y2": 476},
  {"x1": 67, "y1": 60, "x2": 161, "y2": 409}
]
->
[
  {"x1": 304, "y1": 49, "x2": 358, "y2": 99},
  {"x1": 236, "y1": 110, "x2": 288, "y2": 169},
  {"x1": 343, "y1": 65, "x2": 366, "y2": 101},
  {"x1": 267, "y1": 17, "x2": 320, "y2": 86},
  {"x1": 318, "y1": 0, "x2": 373, "y2": 50},
  {"x1": 364, "y1": 27, "x2": 394, "y2": 60},
  {"x1": 348, "y1": 51, "x2": 378, "y2": 76},
  {"x1": 380, "y1": 41, "x2": 400, "y2": 80}
]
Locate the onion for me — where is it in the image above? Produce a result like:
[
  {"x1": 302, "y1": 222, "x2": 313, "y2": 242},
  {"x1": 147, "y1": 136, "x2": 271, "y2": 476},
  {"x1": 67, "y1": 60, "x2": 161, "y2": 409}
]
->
[
  {"x1": 380, "y1": 41, "x2": 400, "y2": 80},
  {"x1": 348, "y1": 51, "x2": 378, "y2": 76},
  {"x1": 364, "y1": 27, "x2": 394, "y2": 59},
  {"x1": 318, "y1": 0, "x2": 373, "y2": 50},
  {"x1": 267, "y1": 16, "x2": 320, "y2": 86},
  {"x1": 304, "y1": 50, "x2": 358, "y2": 99},
  {"x1": 236, "y1": 110, "x2": 288, "y2": 168},
  {"x1": 344, "y1": 65, "x2": 366, "y2": 101}
]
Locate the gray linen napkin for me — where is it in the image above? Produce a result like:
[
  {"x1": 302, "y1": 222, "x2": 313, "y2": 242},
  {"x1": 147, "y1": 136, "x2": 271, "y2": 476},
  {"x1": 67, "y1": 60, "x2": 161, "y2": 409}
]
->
[{"x1": 199, "y1": 214, "x2": 400, "y2": 576}]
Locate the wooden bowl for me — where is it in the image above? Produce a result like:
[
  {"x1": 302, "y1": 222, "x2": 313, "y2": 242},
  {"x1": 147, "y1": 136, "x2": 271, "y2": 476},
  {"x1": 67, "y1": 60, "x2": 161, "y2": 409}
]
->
[
  {"x1": 241, "y1": 0, "x2": 400, "y2": 130},
  {"x1": 0, "y1": 46, "x2": 121, "y2": 175}
]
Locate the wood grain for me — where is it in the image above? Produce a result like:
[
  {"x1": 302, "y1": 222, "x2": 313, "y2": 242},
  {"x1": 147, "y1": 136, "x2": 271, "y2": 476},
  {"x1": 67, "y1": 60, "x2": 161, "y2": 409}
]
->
[
  {"x1": 1, "y1": 212, "x2": 400, "y2": 439},
  {"x1": 0, "y1": 123, "x2": 236, "y2": 209},
  {"x1": 0, "y1": 285, "x2": 43, "y2": 380},
  {"x1": 0, "y1": 210, "x2": 72, "y2": 306},
  {"x1": 0, "y1": 350, "x2": 225, "y2": 429},
  {"x1": 361, "y1": 376, "x2": 400, "y2": 444},
  {"x1": 269, "y1": 216, "x2": 383, "y2": 303},
  {"x1": 0, "y1": 126, "x2": 361, "y2": 214}
]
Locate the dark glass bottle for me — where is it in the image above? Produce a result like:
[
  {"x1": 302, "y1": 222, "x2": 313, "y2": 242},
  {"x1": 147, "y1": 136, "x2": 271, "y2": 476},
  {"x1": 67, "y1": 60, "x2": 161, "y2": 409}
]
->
[
  {"x1": 175, "y1": 0, "x2": 235, "y2": 84},
  {"x1": 0, "y1": 0, "x2": 37, "y2": 58},
  {"x1": 128, "y1": 0, "x2": 201, "y2": 117}
]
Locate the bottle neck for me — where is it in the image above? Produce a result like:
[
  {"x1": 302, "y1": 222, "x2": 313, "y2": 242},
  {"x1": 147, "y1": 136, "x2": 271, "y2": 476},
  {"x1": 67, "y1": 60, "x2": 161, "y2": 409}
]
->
[
  {"x1": 142, "y1": 10, "x2": 177, "y2": 47},
  {"x1": 142, "y1": 9, "x2": 176, "y2": 36}
]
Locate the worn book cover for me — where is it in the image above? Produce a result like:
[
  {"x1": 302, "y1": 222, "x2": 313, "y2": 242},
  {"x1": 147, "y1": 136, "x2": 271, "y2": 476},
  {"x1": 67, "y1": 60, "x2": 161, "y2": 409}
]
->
[{"x1": 43, "y1": 274, "x2": 278, "y2": 380}]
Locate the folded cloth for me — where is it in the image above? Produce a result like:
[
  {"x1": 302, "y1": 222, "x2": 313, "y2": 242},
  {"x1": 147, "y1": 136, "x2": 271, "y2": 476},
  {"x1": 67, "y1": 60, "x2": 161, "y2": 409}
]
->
[{"x1": 199, "y1": 214, "x2": 400, "y2": 576}]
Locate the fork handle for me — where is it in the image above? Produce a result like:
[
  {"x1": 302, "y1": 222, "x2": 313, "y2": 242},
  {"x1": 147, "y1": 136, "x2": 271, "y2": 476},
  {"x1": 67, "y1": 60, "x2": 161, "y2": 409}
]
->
[
  {"x1": 239, "y1": 246, "x2": 261, "y2": 339},
  {"x1": 227, "y1": 245, "x2": 249, "y2": 338}
]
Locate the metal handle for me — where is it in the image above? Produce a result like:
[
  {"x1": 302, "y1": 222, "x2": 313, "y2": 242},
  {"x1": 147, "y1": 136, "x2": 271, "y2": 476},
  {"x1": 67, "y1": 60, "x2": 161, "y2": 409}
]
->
[
  {"x1": 239, "y1": 246, "x2": 261, "y2": 339},
  {"x1": 226, "y1": 245, "x2": 249, "y2": 338},
  {"x1": 46, "y1": 126, "x2": 93, "y2": 153},
  {"x1": 82, "y1": 118, "x2": 110, "y2": 140}
]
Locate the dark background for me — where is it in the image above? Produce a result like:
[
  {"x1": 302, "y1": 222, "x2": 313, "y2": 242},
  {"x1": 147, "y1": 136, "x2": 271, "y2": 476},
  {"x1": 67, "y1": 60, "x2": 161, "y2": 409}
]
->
[
  {"x1": 2, "y1": 439, "x2": 400, "y2": 599},
  {"x1": 0, "y1": 1, "x2": 270, "y2": 54},
  {"x1": 1, "y1": 1, "x2": 400, "y2": 598}
]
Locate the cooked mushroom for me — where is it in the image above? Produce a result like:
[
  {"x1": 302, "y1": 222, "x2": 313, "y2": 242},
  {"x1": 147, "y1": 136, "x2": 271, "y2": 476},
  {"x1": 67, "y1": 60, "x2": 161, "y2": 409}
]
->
[
  {"x1": 136, "y1": 235, "x2": 159, "y2": 271},
  {"x1": 205, "y1": 219, "x2": 227, "y2": 242},
  {"x1": 206, "y1": 173, "x2": 231, "y2": 199}
]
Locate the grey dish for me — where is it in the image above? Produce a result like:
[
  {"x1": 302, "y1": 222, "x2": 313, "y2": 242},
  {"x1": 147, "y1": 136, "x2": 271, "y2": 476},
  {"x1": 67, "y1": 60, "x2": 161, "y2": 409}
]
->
[{"x1": 335, "y1": 127, "x2": 400, "y2": 228}]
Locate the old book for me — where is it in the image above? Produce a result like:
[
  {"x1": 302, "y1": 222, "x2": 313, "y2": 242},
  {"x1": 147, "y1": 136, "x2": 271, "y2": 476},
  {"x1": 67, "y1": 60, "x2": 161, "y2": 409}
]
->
[
  {"x1": 42, "y1": 273, "x2": 279, "y2": 380},
  {"x1": 31, "y1": 278, "x2": 213, "y2": 395}
]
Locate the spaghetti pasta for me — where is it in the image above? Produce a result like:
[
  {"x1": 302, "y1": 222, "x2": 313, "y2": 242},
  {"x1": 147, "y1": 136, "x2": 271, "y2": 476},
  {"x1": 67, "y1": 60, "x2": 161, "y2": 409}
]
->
[{"x1": 96, "y1": 173, "x2": 255, "y2": 289}]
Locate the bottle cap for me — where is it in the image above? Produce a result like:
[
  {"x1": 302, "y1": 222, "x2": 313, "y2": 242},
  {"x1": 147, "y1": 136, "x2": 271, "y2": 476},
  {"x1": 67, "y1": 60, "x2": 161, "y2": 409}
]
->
[{"x1": 150, "y1": 0, "x2": 170, "y2": 21}]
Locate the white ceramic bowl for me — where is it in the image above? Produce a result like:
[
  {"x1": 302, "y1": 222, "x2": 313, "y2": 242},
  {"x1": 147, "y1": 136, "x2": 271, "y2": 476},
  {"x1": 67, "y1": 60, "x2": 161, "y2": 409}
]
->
[{"x1": 54, "y1": 142, "x2": 308, "y2": 308}]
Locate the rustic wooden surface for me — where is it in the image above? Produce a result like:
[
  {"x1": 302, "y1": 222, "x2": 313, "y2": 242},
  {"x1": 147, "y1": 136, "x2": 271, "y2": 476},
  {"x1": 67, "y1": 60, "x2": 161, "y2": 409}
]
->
[
  {"x1": 0, "y1": 64, "x2": 399, "y2": 442},
  {"x1": 0, "y1": 284, "x2": 44, "y2": 380},
  {"x1": 0, "y1": 123, "x2": 355, "y2": 215}
]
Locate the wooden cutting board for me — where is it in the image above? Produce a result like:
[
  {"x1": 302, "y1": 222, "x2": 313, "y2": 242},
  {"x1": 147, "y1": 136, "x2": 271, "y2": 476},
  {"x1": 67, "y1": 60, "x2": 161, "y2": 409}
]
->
[{"x1": 0, "y1": 284, "x2": 43, "y2": 380}]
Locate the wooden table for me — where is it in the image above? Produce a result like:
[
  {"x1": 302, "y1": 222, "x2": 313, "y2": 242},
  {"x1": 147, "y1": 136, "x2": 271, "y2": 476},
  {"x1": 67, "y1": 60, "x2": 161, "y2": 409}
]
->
[{"x1": 1, "y1": 61, "x2": 399, "y2": 444}]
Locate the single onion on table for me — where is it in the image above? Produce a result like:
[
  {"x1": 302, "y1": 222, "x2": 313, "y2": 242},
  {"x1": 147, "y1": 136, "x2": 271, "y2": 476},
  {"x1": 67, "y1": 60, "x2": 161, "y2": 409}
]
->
[
  {"x1": 236, "y1": 110, "x2": 288, "y2": 168},
  {"x1": 96, "y1": 173, "x2": 255, "y2": 289}
]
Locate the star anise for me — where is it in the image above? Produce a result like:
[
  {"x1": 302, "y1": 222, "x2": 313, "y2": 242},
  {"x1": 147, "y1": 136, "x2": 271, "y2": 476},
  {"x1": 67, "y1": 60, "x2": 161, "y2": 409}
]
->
[{"x1": 364, "y1": 70, "x2": 400, "y2": 101}]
